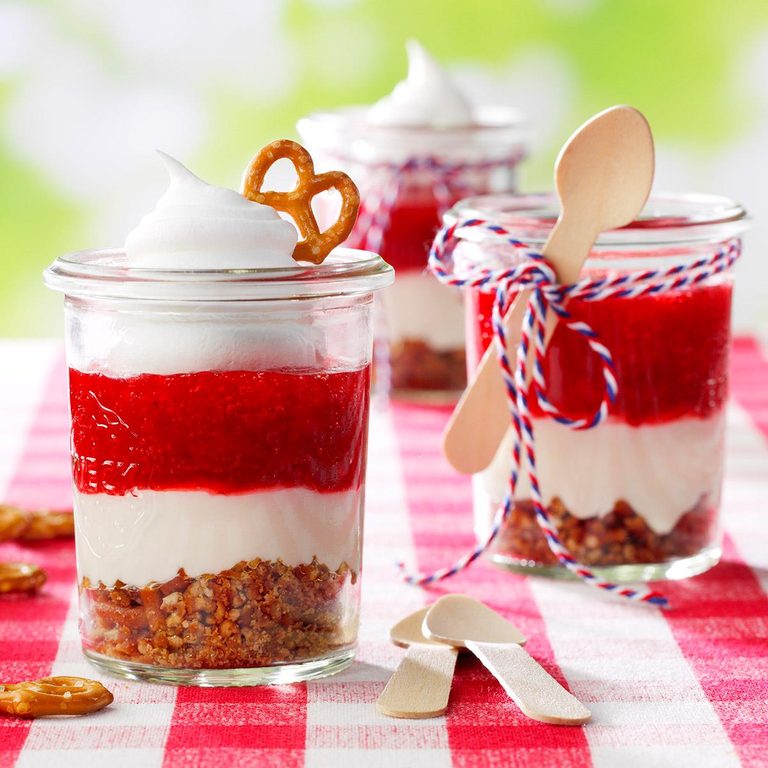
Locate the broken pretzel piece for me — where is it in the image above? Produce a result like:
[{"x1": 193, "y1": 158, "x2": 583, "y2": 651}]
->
[
  {"x1": 0, "y1": 562, "x2": 46, "y2": 594},
  {"x1": 241, "y1": 139, "x2": 360, "y2": 265},
  {"x1": 20, "y1": 510, "x2": 75, "y2": 541},
  {"x1": 0, "y1": 505, "x2": 74, "y2": 542},
  {"x1": 0, "y1": 676, "x2": 113, "y2": 718},
  {"x1": 0, "y1": 505, "x2": 27, "y2": 541}
]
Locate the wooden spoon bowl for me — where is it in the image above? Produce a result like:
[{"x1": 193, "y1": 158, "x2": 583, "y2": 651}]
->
[
  {"x1": 442, "y1": 105, "x2": 655, "y2": 475},
  {"x1": 423, "y1": 595, "x2": 591, "y2": 726}
]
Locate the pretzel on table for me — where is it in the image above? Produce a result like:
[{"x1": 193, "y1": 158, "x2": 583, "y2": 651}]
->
[
  {"x1": 0, "y1": 562, "x2": 46, "y2": 594},
  {"x1": 0, "y1": 505, "x2": 74, "y2": 542},
  {"x1": 0, "y1": 676, "x2": 113, "y2": 718}
]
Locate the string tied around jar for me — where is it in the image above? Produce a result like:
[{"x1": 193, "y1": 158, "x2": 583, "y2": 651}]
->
[
  {"x1": 397, "y1": 216, "x2": 742, "y2": 607},
  {"x1": 343, "y1": 153, "x2": 526, "y2": 255}
]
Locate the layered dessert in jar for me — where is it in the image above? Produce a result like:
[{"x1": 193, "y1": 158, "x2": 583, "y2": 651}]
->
[
  {"x1": 453, "y1": 193, "x2": 748, "y2": 580},
  {"x1": 44, "y1": 145, "x2": 393, "y2": 684},
  {"x1": 298, "y1": 41, "x2": 527, "y2": 399}
]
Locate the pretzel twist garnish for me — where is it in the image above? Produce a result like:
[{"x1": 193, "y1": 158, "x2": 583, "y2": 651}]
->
[
  {"x1": 0, "y1": 676, "x2": 113, "y2": 718},
  {"x1": 241, "y1": 139, "x2": 360, "y2": 265},
  {"x1": 0, "y1": 562, "x2": 46, "y2": 594},
  {"x1": 0, "y1": 505, "x2": 74, "y2": 542}
]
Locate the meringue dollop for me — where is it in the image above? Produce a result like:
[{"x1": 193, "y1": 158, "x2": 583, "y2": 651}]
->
[
  {"x1": 125, "y1": 153, "x2": 298, "y2": 270},
  {"x1": 367, "y1": 40, "x2": 473, "y2": 128}
]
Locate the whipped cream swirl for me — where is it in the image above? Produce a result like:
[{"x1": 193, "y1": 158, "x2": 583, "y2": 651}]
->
[
  {"x1": 367, "y1": 40, "x2": 473, "y2": 128},
  {"x1": 125, "y1": 153, "x2": 297, "y2": 270}
]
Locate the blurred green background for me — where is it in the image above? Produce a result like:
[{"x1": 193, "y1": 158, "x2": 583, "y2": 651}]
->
[{"x1": 1, "y1": 0, "x2": 767, "y2": 336}]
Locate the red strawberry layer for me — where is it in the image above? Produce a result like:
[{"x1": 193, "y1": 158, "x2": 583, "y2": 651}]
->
[
  {"x1": 350, "y1": 192, "x2": 454, "y2": 273},
  {"x1": 70, "y1": 367, "x2": 370, "y2": 496},
  {"x1": 467, "y1": 282, "x2": 732, "y2": 424}
]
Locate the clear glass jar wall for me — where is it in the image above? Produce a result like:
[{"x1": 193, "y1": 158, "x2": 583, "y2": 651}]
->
[
  {"x1": 451, "y1": 193, "x2": 749, "y2": 581},
  {"x1": 45, "y1": 248, "x2": 393, "y2": 685},
  {"x1": 299, "y1": 109, "x2": 527, "y2": 400}
]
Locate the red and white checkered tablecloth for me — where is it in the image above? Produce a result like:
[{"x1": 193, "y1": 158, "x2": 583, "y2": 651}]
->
[{"x1": 1, "y1": 338, "x2": 767, "y2": 768}]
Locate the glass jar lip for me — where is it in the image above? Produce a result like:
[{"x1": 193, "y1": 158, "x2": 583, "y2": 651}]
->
[
  {"x1": 447, "y1": 192, "x2": 750, "y2": 247},
  {"x1": 300, "y1": 105, "x2": 527, "y2": 135},
  {"x1": 298, "y1": 106, "x2": 528, "y2": 164},
  {"x1": 44, "y1": 247, "x2": 394, "y2": 302}
]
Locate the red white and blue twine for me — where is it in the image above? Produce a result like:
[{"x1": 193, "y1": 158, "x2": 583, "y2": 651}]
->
[
  {"x1": 347, "y1": 154, "x2": 525, "y2": 255},
  {"x1": 398, "y1": 217, "x2": 741, "y2": 607}
]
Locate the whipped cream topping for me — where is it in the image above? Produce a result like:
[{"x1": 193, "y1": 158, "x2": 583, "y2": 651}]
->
[
  {"x1": 125, "y1": 153, "x2": 297, "y2": 270},
  {"x1": 367, "y1": 40, "x2": 473, "y2": 128}
]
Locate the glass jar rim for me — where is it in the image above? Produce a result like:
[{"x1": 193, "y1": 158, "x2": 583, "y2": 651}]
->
[
  {"x1": 300, "y1": 105, "x2": 527, "y2": 136},
  {"x1": 44, "y1": 247, "x2": 394, "y2": 302},
  {"x1": 446, "y1": 192, "x2": 750, "y2": 248},
  {"x1": 298, "y1": 106, "x2": 528, "y2": 164}
]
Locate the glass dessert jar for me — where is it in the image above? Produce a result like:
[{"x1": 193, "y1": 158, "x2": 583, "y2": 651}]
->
[
  {"x1": 44, "y1": 248, "x2": 393, "y2": 685},
  {"x1": 451, "y1": 193, "x2": 748, "y2": 582},
  {"x1": 298, "y1": 80, "x2": 526, "y2": 400}
]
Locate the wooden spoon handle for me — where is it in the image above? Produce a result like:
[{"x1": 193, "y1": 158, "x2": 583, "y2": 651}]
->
[
  {"x1": 442, "y1": 213, "x2": 597, "y2": 475},
  {"x1": 467, "y1": 641, "x2": 591, "y2": 725},
  {"x1": 376, "y1": 644, "x2": 458, "y2": 719},
  {"x1": 442, "y1": 295, "x2": 526, "y2": 475}
]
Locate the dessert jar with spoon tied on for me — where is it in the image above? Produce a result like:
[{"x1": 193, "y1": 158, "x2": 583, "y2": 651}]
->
[
  {"x1": 44, "y1": 153, "x2": 393, "y2": 685},
  {"x1": 298, "y1": 41, "x2": 527, "y2": 401},
  {"x1": 450, "y1": 192, "x2": 749, "y2": 581}
]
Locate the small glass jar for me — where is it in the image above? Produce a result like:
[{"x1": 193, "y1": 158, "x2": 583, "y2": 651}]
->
[
  {"x1": 450, "y1": 193, "x2": 749, "y2": 582},
  {"x1": 298, "y1": 108, "x2": 527, "y2": 401},
  {"x1": 44, "y1": 249, "x2": 393, "y2": 685}
]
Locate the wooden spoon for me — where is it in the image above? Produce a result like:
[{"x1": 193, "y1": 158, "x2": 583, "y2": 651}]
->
[
  {"x1": 423, "y1": 595, "x2": 591, "y2": 725},
  {"x1": 443, "y1": 105, "x2": 655, "y2": 474},
  {"x1": 376, "y1": 607, "x2": 459, "y2": 719}
]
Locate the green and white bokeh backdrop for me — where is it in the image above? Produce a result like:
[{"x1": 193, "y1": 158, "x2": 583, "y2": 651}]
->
[{"x1": 1, "y1": 0, "x2": 767, "y2": 336}]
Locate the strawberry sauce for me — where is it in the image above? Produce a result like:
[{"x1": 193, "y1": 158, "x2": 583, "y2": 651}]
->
[
  {"x1": 70, "y1": 366, "x2": 370, "y2": 496},
  {"x1": 350, "y1": 193, "x2": 453, "y2": 273},
  {"x1": 467, "y1": 282, "x2": 732, "y2": 424}
]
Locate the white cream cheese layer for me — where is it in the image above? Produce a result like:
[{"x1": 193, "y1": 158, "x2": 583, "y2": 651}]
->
[
  {"x1": 475, "y1": 412, "x2": 726, "y2": 537},
  {"x1": 367, "y1": 40, "x2": 473, "y2": 128},
  {"x1": 66, "y1": 309, "x2": 331, "y2": 377},
  {"x1": 382, "y1": 272, "x2": 466, "y2": 351},
  {"x1": 74, "y1": 487, "x2": 362, "y2": 587}
]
